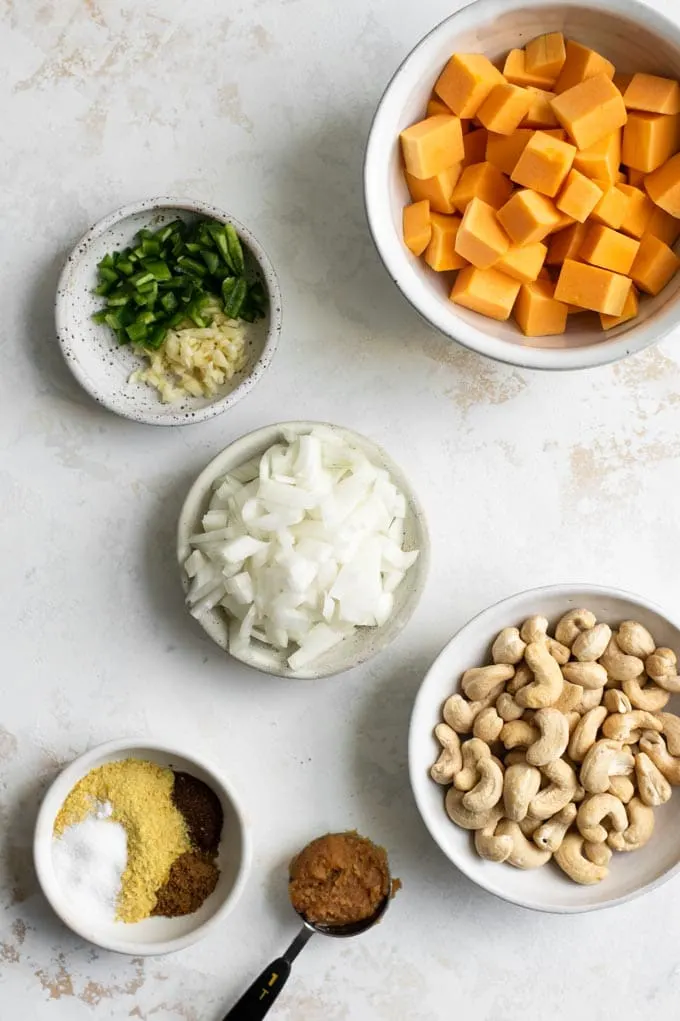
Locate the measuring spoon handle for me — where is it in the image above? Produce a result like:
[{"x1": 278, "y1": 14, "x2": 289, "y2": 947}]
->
[{"x1": 221, "y1": 957, "x2": 291, "y2": 1020}]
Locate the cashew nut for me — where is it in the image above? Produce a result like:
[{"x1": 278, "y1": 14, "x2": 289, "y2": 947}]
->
[
  {"x1": 608, "y1": 775, "x2": 635, "y2": 804},
  {"x1": 635, "y1": 751, "x2": 672, "y2": 807},
  {"x1": 462, "y1": 757, "x2": 504, "y2": 813},
  {"x1": 506, "y1": 662, "x2": 532, "y2": 697},
  {"x1": 492, "y1": 627, "x2": 526, "y2": 666},
  {"x1": 656, "y1": 712, "x2": 680, "y2": 756},
  {"x1": 562, "y1": 661, "x2": 608, "y2": 690},
  {"x1": 473, "y1": 706, "x2": 504, "y2": 744},
  {"x1": 495, "y1": 819, "x2": 552, "y2": 869},
  {"x1": 445, "y1": 788, "x2": 499, "y2": 830},
  {"x1": 650, "y1": 671, "x2": 680, "y2": 694},
  {"x1": 568, "y1": 706, "x2": 608, "y2": 763},
  {"x1": 454, "y1": 738, "x2": 491, "y2": 792},
  {"x1": 501, "y1": 719, "x2": 539, "y2": 750},
  {"x1": 533, "y1": 803, "x2": 577, "y2": 852},
  {"x1": 519, "y1": 615, "x2": 549, "y2": 644},
  {"x1": 443, "y1": 693, "x2": 497, "y2": 734},
  {"x1": 526, "y1": 708, "x2": 569, "y2": 766},
  {"x1": 474, "y1": 806, "x2": 514, "y2": 863},
  {"x1": 553, "y1": 680, "x2": 584, "y2": 714},
  {"x1": 496, "y1": 692, "x2": 525, "y2": 722},
  {"x1": 621, "y1": 676, "x2": 670, "y2": 712},
  {"x1": 555, "y1": 608, "x2": 597, "y2": 647},
  {"x1": 576, "y1": 687, "x2": 605, "y2": 712},
  {"x1": 547, "y1": 638, "x2": 571, "y2": 665},
  {"x1": 602, "y1": 710, "x2": 663, "y2": 744},
  {"x1": 584, "y1": 840, "x2": 612, "y2": 867},
  {"x1": 516, "y1": 642, "x2": 564, "y2": 709},
  {"x1": 603, "y1": 689, "x2": 632, "y2": 714},
  {"x1": 555, "y1": 832, "x2": 608, "y2": 883},
  {"x1": 645, "y1": 647, "x2": 677, "y2": 683},
  {"x1": 518, "y1": 814, "x2": 542, "y2": 837},
  {"x1": 607, "y1": 797, "x2": 655, "y2": 852},
  {"x1": 599, "y1": 634, "x2": 644, "y2": 682},
  {"x1": 617, "y1": 621, "x2": 656, "y2": 659},
  {"x1": 576, "y1": 793, "x2": 628, "y2": 843},
  {"x1": 639, "y1": 731, "x2": 680, "y2": 785},
  {"x1": 430, "y1": 724, "x2": 463, "y2": 784},
  {"x1": 504, "y1": 749, "x2": 528, "y2": 766},
  {"x1": 529, "y1": 759, "x2": 578, "y2": 820},
  {"x1": 572, "y1": 623, "x2": 612, "y2": 663},
  {"x1": 462, "y1": 664, "x2": 515, "y2": 702},
  {"x1": 580, "y1": 739, "x2": 635, "y2": 794},
  {"x1": 503, "y1": 762, "x2": 542, "y2": 821}
]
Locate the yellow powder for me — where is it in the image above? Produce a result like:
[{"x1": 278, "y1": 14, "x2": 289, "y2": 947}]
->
[{"x1": 54, "y1": 759, "x2": 190, "y2": 923}]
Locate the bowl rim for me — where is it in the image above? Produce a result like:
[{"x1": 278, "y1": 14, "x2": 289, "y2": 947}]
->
[
  {"x1": 55, "y1": 196, "x2": 282, "y2": 426},
  {"x1": 33, "y1": 737, "x2": 252, "y2": 954},
  {"x1": 408, "y1": 582, "x2": 680, "y2": 913},
  {"x1": 363, "y1": 0, "x2": 680, "y2": 371},
  {"x1": 176, "y1": 420, "x2": 431, "y2": 679}
]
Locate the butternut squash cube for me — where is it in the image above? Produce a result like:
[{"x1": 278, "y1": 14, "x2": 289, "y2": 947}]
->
[
  {"x1": 551, "y1": 74, "x2": 627, "y2": 150},
  {"x1": 525, "y1": 33, "x2": 567, "y2": 81},
  {"x1": 477, "y1": 83, "x2": 534, "y2": 135},
  {"x1": 462, "y1": 128, "x2": 489, "y2": 167},
  {"x1": 618, "y1": 184, "x2": 656, "y2": 237},
  {"x1": 600, "y1": 285, "x2": 639, "y2": 329},
  {"x1": 451, "y1": 161, "x2": 513, "y2": 213},
  {"x1": 556, "y1": 169, "x2": 603, "y2": 222},
  {"x1": 645, "y1": 152, "x2": 680, "y2": 216},
  {"x1": 497, "y1": 188, "x2": 561, "y2": 244},
  {"x1": 646, "y1": 205, "x2": 680, "y2": 246},
  {"x1": 514, "y1": 278, "x2": 569, "y2": 336},
  {"x1": 454, "y1": 196, "x2": 510, "y2": 268},
  {"x1": 628, "y1": 168, "x2": 646, "y2": 187},
  {"x1": 403, "y1": 200, "x2": 431, "y2": 256},
  {"x1": 554, "y1": 258, "x2": 632, "y2": 315},
  {"x1": 553, "y1": 41, "x2": 615, "y2": 95},
  {"x1": 622, "y1": 112, "x2": 680, "y2": 173},
  {"x1": 623, "y1": 74, "x2": 680, "y2": 115},
  {"x1": 523, "y1": 88, "x2": 559, "y2": 129},
  {"x1": 579, "y1": 224, "x2": 641, "y2": 275},
  {"x1": 427, "y1": 95, "x2": 453, "y2": 118},
  {"x1": 406, "y1": 166, "x2": 462, "y2": 215},
  {"x1": 486, "y1": 129, "x2": 534, "y2": 175},
  {"x1": 629, "y1": 233, "x2": 680, "y2": 294},
  {"x1": 450, "y1": 264, "x2": 521, "y2": 320},
  {"x1": 614, "y1": 73, "x2": 634, "y2": 95},
  {"x1": 400, "y1": 115, "x2": 465, "y2": 179},
  {"x1": 543, "y1": 128, "x2": 568, "y2": 141},
  {"x1": 435, "y1": 54, "x2": 505, "y2": 119},
  {"x1": 495, "y1": 242, "x2": 548, "y2": 283},
  {"x1": 573, "y1": 131, "x2": 621, "y2": 185},
  {"x1": 511, "y1": 130, "x2": 576, "y2": 197},
  {"x1": 503, "y1": 48, "x2": 555, "y2": 90},
  {"x1": 424, "y1": 213, "x2": 467, "y2": 271},
  {"x1": 590, "y1": 185, "x2": 629, "y2": 230},
  {"x1": 546, "y1": 222, "x2": 589, "y2": 265},
  {"x1": 548, "y1": 209, "x2": 576, "y2": 234}
]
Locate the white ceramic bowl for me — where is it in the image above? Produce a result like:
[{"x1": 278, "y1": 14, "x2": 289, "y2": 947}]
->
[
  {"x1": 177, "y1": 422, "x2": 430, "y2": 679},
  {"x1": 364, "y1": 0, "x2": 680, "y2": 370},
  {"x1": 34, "y1": 739, "x2": 251, "y2": 954},
  {"x1": 409, "y1": 584, "x2": 680, "y2": 913},
  {"x1": 56, "y1": 197, "x2": 282, "y2": 425}
]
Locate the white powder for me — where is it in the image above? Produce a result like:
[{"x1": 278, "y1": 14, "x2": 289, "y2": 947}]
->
[{"x1": 52, "y1": 802, "x2": 127, "y2": 925}]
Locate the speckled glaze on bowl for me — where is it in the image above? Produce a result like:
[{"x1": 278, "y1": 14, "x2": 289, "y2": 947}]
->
[
  {"x1": 55, "y1": 197, "x2": 282, "y2": 425},
  {"x1": 177, "y1": 422, "x2": 430, "y2": 679}
]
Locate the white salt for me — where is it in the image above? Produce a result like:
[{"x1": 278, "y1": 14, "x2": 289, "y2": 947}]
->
[{"x1": 52, "y1": 802, "x2": 127, "y2": 925}]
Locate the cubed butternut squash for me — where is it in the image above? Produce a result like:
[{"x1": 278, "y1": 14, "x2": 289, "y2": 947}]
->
[
  {"x1": 525, "y1": 33, "x2": 567, "y2": 81},
  {"x1": 400, "y1": 115, "x2": 465, "y2": 179},
  {"x1": 450, "y1": 264, "x2": 521, "y2": 320},
  {"x1": 427, "y1": 95, "x2": 453, "y2": 117},
  {"x1": 546, "y1": 222, "x2": 589, "y2": 265},
  {"x1": 514, "y1": 278, "x2": 569, "y2": 336},
  {"x1": 523, "y1": 88, "x2": 559, "y2": 129},
  {"x1": 646, "y1": 205, "x2": 680, "y2": 246},
  {"x1": 618, "y1": 184, "x2": 656, "y2": 237},
  {"x1": 554, "y1": 258, "x2": 632, "y2": 315},
  {"x1": 435, "y1": 54, "x2": 505, "y2": 118},
  {"x1": 403, "y1": 200, "x2": 431, "y2": 255},
  {"x1": 613, "y1": 72, "x2": 634, "y2": 96},
  {"x1": 590, "y1": 185, "x2": 629, "y2": 230},
  {"x1": 486, "y1": 129, "x2": 534, "y2": 175},
  {"x1": 622, "y1": 112, "x2": 680, "y2": 173},
  {"x1": 600, "y1": 285, "x2": 639, "y2": 329},
  {"x1": 551, "y1": 74, "x2": 627, "y2": 150},
  {"x1": 454, "y1": 196, "x2": 510, "y2": 268},
  {"x1": 627, "y1": 167, "x2": 646, "y2": 187},
  {"x1": 553, "y1": 41, "x2": 615, "y2": 95},
  {"x1": 511, "y1": 130, "x2": 576, "y2": 197},
  {"x1": 629, "y1": 233, "x2": 680, "y2": 294},
  {"x1": 451, "y1": 161, "x2": 513, "y2": 213},
  {"x1": 503, "y1": 48, "x2": 555, "y2": 90},
  {"x1": 556, "y1": 169, "x2": 603, "y2": 222},
  {"x1": 406, "y1": 165, "x2": 462, "y2": 215},
  {"x1": 477, "y1": 83, "x2": 534, "y2": 135},
  {"x1": 462, "y1": 128, "x2": 489, "y2": 167},
  {"x1": 623, "y1": 73, "x2": 680, "y2": 115},
  {"x1": 495, "y1": 242, "x2": 548, "y2": 282},
  {"x1": 579, "y1": 224, "x2": 641, "y2": 275},
  {"x1": 424, "y1": 213, "x2": 468, "y2": 271},
  {"x1": 497, "y1": 188, "x2": 561, "y2": 244},
  {"x1": 573, "y1": 131, "x2": 621, "y2": 185},
  {"x1": 645, "y1": 152, "x2": 680, "y2": 217}
]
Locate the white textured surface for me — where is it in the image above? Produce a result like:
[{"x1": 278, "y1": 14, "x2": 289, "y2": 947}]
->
[{"x1": 3, "y1": 0, "x2": 680, "y2": 1018}]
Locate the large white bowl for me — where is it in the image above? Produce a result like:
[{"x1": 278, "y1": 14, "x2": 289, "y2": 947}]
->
[
  {"x1": 177, "y1": 422, "x2": 429, "y2": 679},
  {"x1": 409, "y1": 584, "x2": 680, "y2": 913},
  {"x1": 364, "y1": 0, "x2": 680, "y2": 370},
  {"x1": 56, "y1": 197, "x2": 282, "y2": 425},
  {"x1": 34, "y1": 739, "x2": 251, "y2": 954}
]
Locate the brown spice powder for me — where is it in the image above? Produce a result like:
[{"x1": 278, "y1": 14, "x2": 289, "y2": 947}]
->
[{"x1": 152, "y1": 852, "x2": 220, "y2": 918}]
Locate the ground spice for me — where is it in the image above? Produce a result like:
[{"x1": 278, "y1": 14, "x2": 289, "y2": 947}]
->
[
  {"x1": 170, "y1": 771, "x2": 223, "y2": 854},
  {"x1": 54, "y1": 759, "x2": 190, "y2": 924},
  {"x1": 152, "y1": 852, "x2": 220, "y2": 917}
]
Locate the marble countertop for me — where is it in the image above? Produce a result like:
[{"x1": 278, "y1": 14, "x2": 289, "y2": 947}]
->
[{"x1": 2, "y1": 0, "x2": 680, "y2": 1018}]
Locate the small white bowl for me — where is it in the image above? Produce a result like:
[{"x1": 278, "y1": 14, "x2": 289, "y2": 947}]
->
[
  {"x1": 177, "y1": 421, "x2": 430, "y2": 680},
  {"x1": 34, "y1": 739, "x2": 251, "y2": 954},
  {"x1": 56, "y1": 197, "x2": 282, "y2": 425},
  {"x1": 409, "y1": 584, "x2": 680, "y2": 913},
  {"x1": 364, "y1": 0, "x2": 680, "y2": 370}
]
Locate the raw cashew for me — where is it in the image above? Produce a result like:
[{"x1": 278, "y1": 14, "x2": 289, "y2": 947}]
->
[
  {"x1": 495, "y1": 819, "x2": 552, "y2": 869},
  {"x1": 553, "y1": 680, "x2": 583, "y2": 714},
  {"x1": 430, "y1": 724, "x2": 463, "y2": 784},
  {"x1": 555, "y1": 833, "x2": 608, "y2": 884},
  {"x1": 443, "y1": 693, "x2": 497, "y2": 734},
  {"x1": 526, "y1": 708, "x2": 569, "y2": 766},
  {"x1": 445, "y1": 788, "x2": 498, "y2": 830},
  {"x1": 547, "y1": 638, "x2": 571, "y2": 665},
  {"x1": 617, "y1": 621, "x2": 656, "y2": 659},
  {"x1": 576, "y1": 793, "x2": 628, "y2": 843},
  {"x1": 622, "y1": 676, "x2": 670, "y2": 712},
  {"x1": 516, "y1": 642, "x2": 564, "y2": 709},
  {"x1": 651, "y1": 672, "x2": 680, "y2": 694},
  {"x1": 608, "y1": 775, "x2": 635, "y2": 803},
  {"x1": 462, "y1": 757, "x2": 504, "y2": 813},
  {"x1": 529, "y1": 759, "x2": 578, "y2": 820},
  {"x1": 507, "y1": 661, "x2": 533, "y2": 695},
  {"x1": 533, "y1": 803, "x2": 577, "y2": 852},
  {"x1": 501, "y1": 720, "x2": 539, "y2": 750},
  {"x1": 602, "y1": 711, "x2": 663, "y2": 744},
  {"x1": 584, "y1": 840, "x2": 612, "y2": 867},
  {"x1": 580, "y1": 739, "x2": 635, "y2": 794},
  {"x1": 562, "y1": 661, "x2": 608, "y2": 690},
  {"x1": 603, "y1": 689, "x2": 632, "y2": 715},
  {"x1": 607, "y1": 797, "x2": 655, "y2": 852},
  {"x1": 474, "y1": 806, "x2": 514, "y2": 863},
  {"x1": 572, "y1": 623, "x2": 612, "y2": 663},
  {"x1": 462, "y1": 664, "x2": 515, "y2": 701},
  {"x1": 492, "y1": 627, "x2": 526, "y2": 666},
  {"x1": 520, "y1": 615, "x2": 549, "y2": 644},
  {"x1": 473, "y1": 707, "x2": 504, "y2": 744},
  {"x1": 568, "y1": 706, "x2": 608, "y2": 763},
  {"x1": 565, "y1": 710, "x2": 581, "y2": 735},
  {"x1": 503, "y1": 762, "x2": 542, "y2": 822},
  {"x1": 518, "y1": 815, "x2": 541, "y2": 837},
  {"x1": 555, "y1": 608, "x2": 597, "y2": 647},
  {"x1": 496, "y1": 692, "x2": 524, "y2": 722},
  {"x1": 599, "y1": 634, "x2": 644, "y2": 683},
  {"x1": 576, "y1": 687, "x2": 604, "y2": 712},
  {"x1": 635, "y1": 752, "x2": 672, "y2": 807},
  {"x1": 504, "y1": 750, "x2": 528, "y2": 766},
  {"x1": 645, "y1": 647, "x2": 677, "y2": 683},
  {"x1": 657, "y1": 712, "x2": 680, "y2": 756},
  {"x1": 639, "y1": 732, "x2": 680, "y2": 785},
  {"x1": 454, "y1": 738, "x2": 491, "y2": 792}
]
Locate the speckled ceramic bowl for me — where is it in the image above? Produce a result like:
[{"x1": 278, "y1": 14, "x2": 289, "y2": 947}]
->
[
  {"x1": 177, "y1": 422, "x2": 430, "y2": 679},
  {"x1": 55, "y1": 198, "x2": 282, "y2": 425}
]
